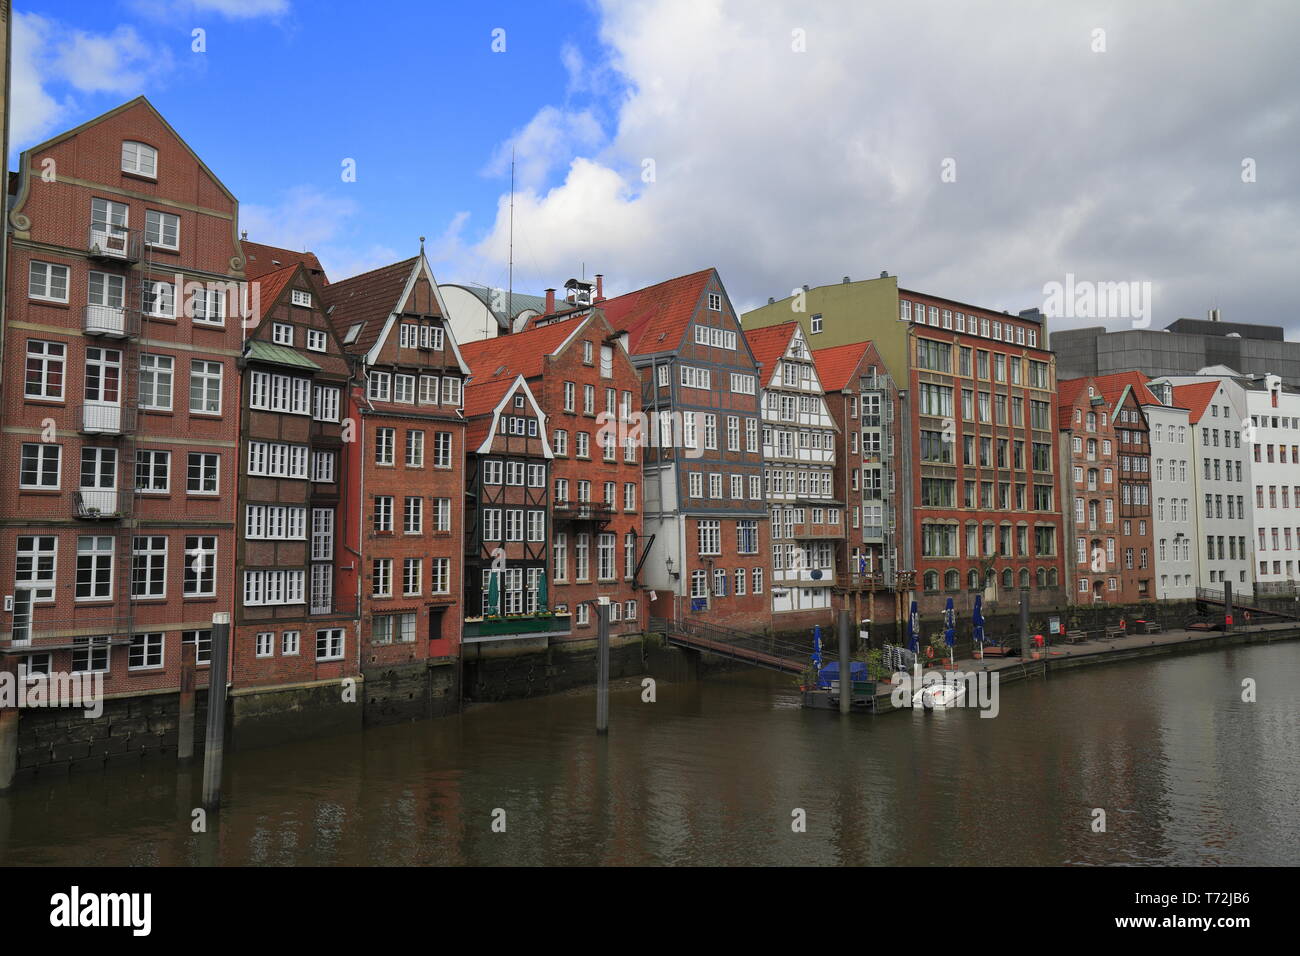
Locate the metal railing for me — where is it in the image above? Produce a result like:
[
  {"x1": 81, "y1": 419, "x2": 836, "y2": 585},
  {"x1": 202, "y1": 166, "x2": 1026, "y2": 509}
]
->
[
  {"x1": 79, "y1": 403, "x2": 136, "y2": 435},
  {"x1": 87, "y1": 224, "x2": 140, "y2": 262},
  {"x1": 83, "y1": 304, "x2": 137, "y2": 337}
]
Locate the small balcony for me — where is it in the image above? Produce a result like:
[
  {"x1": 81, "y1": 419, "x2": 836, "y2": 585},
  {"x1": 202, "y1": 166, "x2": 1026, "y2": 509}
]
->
[
  {"x1": 774, "y1": 567, "x2": 836, "y2": 586},
  {"x1": 792, "y1": 522, "x2": 843, "y2": 539},
  {"x1": 462, "y1": 612, "x2": 573, "y2": 644},
  {"x1": 87, "y1": 225, "x2": 140, "y2": 263},
  {"x1": 75, "y1": 488, "x2": 128, "y2": 520},
  {"x1": 79, "y1": 404, "x2": 135, "y2": 435},
  {"x1": 861, "y1": 524, "x2": 885, "y2": 542},
  {"x1": 83, "y1": 304, "x2": 136, "y2": 338},
  {"x1": 553, "y1": 502, "x2": 614, "y2": 522}
]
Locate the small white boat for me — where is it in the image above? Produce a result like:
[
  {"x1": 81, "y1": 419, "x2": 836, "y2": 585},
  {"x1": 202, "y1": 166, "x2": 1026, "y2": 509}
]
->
[{"x1": 912, "y1": 676, "x2": 966, "y2": 710}]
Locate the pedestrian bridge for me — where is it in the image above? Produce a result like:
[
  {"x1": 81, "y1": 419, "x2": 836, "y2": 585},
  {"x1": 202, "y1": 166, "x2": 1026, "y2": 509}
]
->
[{"x1": 649, "y1": 618, "x2": 819, "y2": 675}]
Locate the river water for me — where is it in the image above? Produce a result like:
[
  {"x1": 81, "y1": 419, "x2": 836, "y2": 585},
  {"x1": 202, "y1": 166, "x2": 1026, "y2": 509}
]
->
[{"x1": 2, "y1": 642, "x2": 1297, "y2": 866}]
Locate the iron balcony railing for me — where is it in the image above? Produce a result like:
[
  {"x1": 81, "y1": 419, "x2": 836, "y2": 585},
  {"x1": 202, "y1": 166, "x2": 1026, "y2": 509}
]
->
[
  {"x1": 75, "y1": 488, "x2": 130, "y2": 520},
  {"x1": 79, "y1": 403, "x2": 137, "y2": 435},
  {"x1": 83, "y1": 303, "x2": 138, "y2": 337}
]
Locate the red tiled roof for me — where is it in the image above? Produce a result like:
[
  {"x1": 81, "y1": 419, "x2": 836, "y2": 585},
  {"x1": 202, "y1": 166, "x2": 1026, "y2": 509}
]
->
[
  {"x1": 1056, "y1": 376, "x2": 1093, "y2": 421},
  {"x1": 743, "y1": 322, "x2": 797, "y2": 384},
  {"x1": 322, "y1": 257, "x2": 417, "y2": 356},
  {"x1": 460, "y1": 318, "x2": 587, "y2": 386},
  {"x1": 811, "y1": 341, "x2": 873, "y2": 393},
  {"x1": 594, "y1": 269, "x2": 715, "y2": 355},
  {"x1": 1093, "y1": 370, "x2": 1162, "y2": 408},
  {"x1": 1173, "y1": 381, "x2": 1221, "y2": 423},
  {"x1": 246, "y1": 263, "x2": 299, "y2": 325},
  {"x1": 242, "y1": 240, "x2": 328, "y2": 283},
  {"x1": 463, "y1": 377, "x2": 518, "y2": 450}
]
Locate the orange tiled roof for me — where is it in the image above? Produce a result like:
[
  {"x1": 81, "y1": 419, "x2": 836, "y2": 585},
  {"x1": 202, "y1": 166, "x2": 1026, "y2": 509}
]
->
[
  {"x1": 594, "y1": 269, "x2": 716, "y2": 356},
  {"x1": 460, "y1": 319, "x2": 587, "y2": 386},
  {"x1": 245, "y1": 263, "x2": 299, "y2": 325},
  {"x1": 1172, "y1": 381, "x2": 1221, "y2": 424},
  {"x1": 1093, "y1": 370, "x2": 1162, "y2": 408},
  {"x1": 743, "y1": 322, "x2": 798, "y2": 384},
  {"x1": 811, "y1": 341, "x2": 873, "y2": 393}
]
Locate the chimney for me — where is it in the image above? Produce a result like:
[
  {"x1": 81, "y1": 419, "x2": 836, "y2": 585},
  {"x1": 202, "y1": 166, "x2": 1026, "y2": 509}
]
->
[
  {"x1": 843, "y1": 276, "x2": 850, "y2": 284},
  {"x1": 545, "y1": 288, "x2": 556, "y2": 314},
  {"x1": 802, "y1": 284, "x2": 809, "y2": 292},
  {"x1": 880, "y1": 271, "x2": 888, "y2": 279},
  {"x1": 768, "y1": 297, "x2": 775, "y2": 305},
  {"x1": 594, "y1": 274, "x2": 604, "y2": 302},
  {"x1": 240, "y1": 230, "x2": 248, "y2": 241}
]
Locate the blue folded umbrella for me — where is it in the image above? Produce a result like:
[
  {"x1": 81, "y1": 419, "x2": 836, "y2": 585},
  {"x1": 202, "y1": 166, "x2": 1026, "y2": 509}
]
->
[{"x1": 906, "y1": 600, "x2": 919, "y2": 653}]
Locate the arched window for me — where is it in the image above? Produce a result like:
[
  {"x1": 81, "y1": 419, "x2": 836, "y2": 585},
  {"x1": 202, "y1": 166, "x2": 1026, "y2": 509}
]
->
[
  {"x1": 985, "y1": 569, "x2": 997, "y2": 588},
  {"x1": 923, "y1": 570, "x2": 939, "y2": 593},
  {"x1": 1048, "y1": 567, "x2": 1059, "y2": 587},
  {"x1": 1036, "y1": 567, "x2": 1047, "y2": 588},
  {"x1": 944, "y1": 569, "x2": 959, "y2": 591},
  {"x1": 1002, "y1": 568, "x2": 1014, "y2": 589},
  {"x1": 968, "y1": 569, "x2": 980, "y2": 590}
]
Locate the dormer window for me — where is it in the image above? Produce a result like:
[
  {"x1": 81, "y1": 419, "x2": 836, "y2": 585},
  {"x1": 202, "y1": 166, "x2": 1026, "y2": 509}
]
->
[
  {"x1": 291, "y1": 289, "x2": 312, "y2": 308},
  {"x1": 122, "y1": 142, "x2": 157, "y2": 178}
]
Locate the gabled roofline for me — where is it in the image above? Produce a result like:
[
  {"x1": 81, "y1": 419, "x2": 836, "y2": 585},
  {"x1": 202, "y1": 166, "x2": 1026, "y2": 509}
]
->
[
  {"x1": 363, "y1": 252, "x2": 472, "y2": 375},
  {"x1": 475, "y1": 375, "x2": 554, "y2": 457}
]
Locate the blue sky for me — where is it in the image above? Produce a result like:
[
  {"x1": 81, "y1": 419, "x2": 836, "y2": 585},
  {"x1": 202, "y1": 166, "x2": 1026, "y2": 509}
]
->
[{"x1": 10, "y1": 1, "x2": 1300, "y2": 331}]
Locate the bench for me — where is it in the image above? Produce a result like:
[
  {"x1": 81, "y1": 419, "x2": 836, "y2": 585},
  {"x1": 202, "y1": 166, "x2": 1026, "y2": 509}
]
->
[
  {"x1": 1104, "y1": 626, "x2": 1125, "y2": 640},
  {"x1": 1136, "y1": 620, "x2": 1163, "y2": 634}
]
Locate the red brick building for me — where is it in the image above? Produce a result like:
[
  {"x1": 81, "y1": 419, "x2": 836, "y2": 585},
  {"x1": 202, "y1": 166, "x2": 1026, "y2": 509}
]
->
[
  {"x1": 812, "y1": 340, "x2": 901, "y2": 629},
  {"x1": 325, "y1": 253, "x2": 470, "y2": 669},
  {"x1": 232, "y1": 262, "x2": 357, "y2": 687},
  {"x1": 1058, "y1": 372, "x2": 1156, "y2": 603},
  {"x1": 1, "y1": 97, "x2": 242, "y2": 694},
  {"x1": 901, "y1": 292, "x2": 1066, "y2": 613},
  {"x1": 460, "y1": 310, "x2": 644, "y2": 638}
]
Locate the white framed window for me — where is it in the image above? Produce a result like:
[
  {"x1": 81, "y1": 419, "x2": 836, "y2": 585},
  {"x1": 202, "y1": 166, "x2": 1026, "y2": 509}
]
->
[
  {"x1": 183, "y1": 535, "x2": 217, "y2": 596},
  {"x1": 707, "y1": 292, "x2": 722, "y2": 311},
  {"x1": 28, "y1": 261, "x2": 69, "y2": 302},
  {"x1": 145, "y1": 209, "x2": 179, "y2": 250},
  {"x1": 306, "y1": 328, "x2": 327, "y2": 352},
  {"x1": 403, "y1": 496, "x2": 423, "y2": 534},
  {"x1": 316, "y1": 628, "x2": 345, "y2": 661},
  {"x1": 431, "y1": 558, "x2": 450, "y2": 595},
  {"x1": 434, "y1": 432, "x2": 452, "y2": 468},
  {"x1": 135, "y1": 449, "x2": 170, "y2": 493},
  {"x1": 25, "y1": 340, "x2": 66, "y2": 400},
  {"x1": 403, "y1": 558, "x2": 423, "y2": 597},
  {"x1": 441, "y1": 376, "x2": 462, "y2": 407},
  {"x1": 282, "y1": 631, "x2": 301, "y2": 656},
  {"x1": 368, "y1": 371, "x2": 391, "y2": 401},
  {"x1": 16, "y1": 535, "x2": 58, "y2": 602},
  {"x1": 144, "y1": 279, "x2": 175, "y2": 318},
  {"x1": 121, "y1": 141, "x2": 157, "y2": 177},
  {"x1": 372, "y1": 496, "x2": 394, "y2": 533},
  {"x1": 311, "y1": 451, "x2": 336, "y2": 483},
  {"x1": 190, "y1": 286, "x2": 225, "y2": 325},
  {"x1": 139, "y1": 353, "x2": 174, "y2": 410},
  {"x1": 394, "y1": 373, "x2": 416, "y2": 404},
  {"x1": 311, "y1": 509, "x2": 335, "y2": 560},
  {"x1": 312, "y1": 385, "x2": 340, "y2": 422},
  {"x1": 291, "y1": 289, "x2": 312, "y2": 308},
  {"x1": 20, "y1": 443, "x2": 61, "y2": 489},
  {"x1": 129, "y1": 633, "x2": 165, "y2": 670},
  {"x1": 189, "y1": 359, "x2": 222, "y2": 414},
  {"x1": 272, "y1": 322, "x2": 294, "y2": 346},
  {"x1": 75, "y1": 535, "x2": 114, "y2": 601},
  {"x1": 405, "y1": 429, "x2": 425, "y2": 467},
  {"x1": 131, "y1": 535, "x2": 168, "y2": 598},
  {"x1": 372, "y1": 558, "x2": 393, "y2": 597}
]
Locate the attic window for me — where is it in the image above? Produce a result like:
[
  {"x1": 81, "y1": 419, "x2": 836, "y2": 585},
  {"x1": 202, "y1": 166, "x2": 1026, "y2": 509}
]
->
[
  {"x1": 494, "y1": 366, "x2": 507, "y2": 377},
  {"x1": 121, "y1": 141, "x2": 157, "y2": 178},
  {"x1": 514, "y1": 395, "x2": 525, "y2": 409},
  {"x1": 343, "y1": 323, "x2": 363, "y2": 344},
  {"x1": 291, "y1": 289, "x2": 312, "y2": 307},
  {"x1": 707, "y1": 293, "x2": 722, "y2": 311}
]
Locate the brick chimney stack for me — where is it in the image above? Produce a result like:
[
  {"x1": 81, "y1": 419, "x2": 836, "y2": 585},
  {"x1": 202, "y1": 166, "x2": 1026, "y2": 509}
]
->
[
  {"x1": 545, "y1": 288, "x2": 556, "y2": 314},
  {"x1": 594, "y1": 274, "x2": 604, "y2": 303}
]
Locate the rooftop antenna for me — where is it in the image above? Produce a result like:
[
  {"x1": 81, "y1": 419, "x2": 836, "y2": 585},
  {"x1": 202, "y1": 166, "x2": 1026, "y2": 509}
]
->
[{"x1": 506, "y1": 147, "x2": 514, "y2": 337}]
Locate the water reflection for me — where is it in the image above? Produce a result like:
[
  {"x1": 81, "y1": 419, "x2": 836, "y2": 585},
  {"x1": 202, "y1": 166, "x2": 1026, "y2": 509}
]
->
[{"x1": 1, "y1": 643, "x2": 1296, "y2": 866}]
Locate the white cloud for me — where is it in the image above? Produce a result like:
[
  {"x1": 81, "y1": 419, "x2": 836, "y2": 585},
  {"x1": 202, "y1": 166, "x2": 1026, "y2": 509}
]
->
[
  {"x1": 445, "y1": 0, "x2": 1300, "y2": 330},
  {"x1": 240, "y1": 185, "x2": 399, "y2": 281},
  {"x1": 9, "y1": 12, "x2": 174, "y2": 150},
  {"x1": 126, "y1": 0, "x2": 290, "y2": 20},
  {"x1": 485, "y1": 106, "x2": 605, "y2": 191}
]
